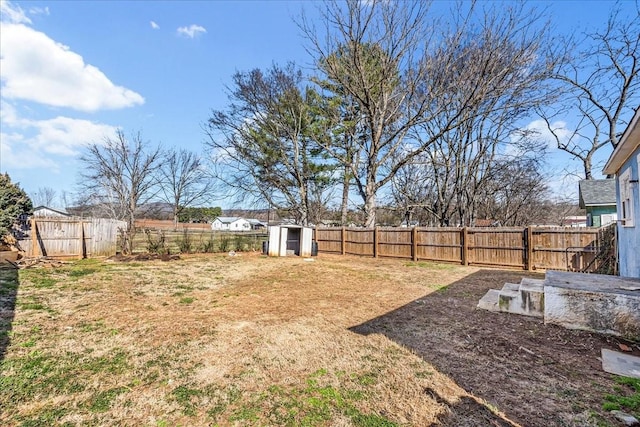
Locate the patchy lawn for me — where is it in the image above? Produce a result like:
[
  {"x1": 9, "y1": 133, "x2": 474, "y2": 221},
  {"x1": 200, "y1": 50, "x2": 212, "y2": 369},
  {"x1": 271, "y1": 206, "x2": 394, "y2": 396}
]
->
[{"x1": 0, "y1": 253, "x2": 637, "y2": 426}]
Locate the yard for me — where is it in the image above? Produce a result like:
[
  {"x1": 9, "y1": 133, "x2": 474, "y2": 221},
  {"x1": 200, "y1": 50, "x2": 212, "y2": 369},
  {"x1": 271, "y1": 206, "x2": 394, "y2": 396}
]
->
[{"x1": 1, "y1": 253, "x2": 638, "y2": 426}]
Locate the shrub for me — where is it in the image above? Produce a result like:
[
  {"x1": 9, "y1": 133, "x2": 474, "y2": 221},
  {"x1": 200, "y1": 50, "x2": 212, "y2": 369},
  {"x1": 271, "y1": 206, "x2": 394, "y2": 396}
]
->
[
  {"x1": 218, "y1": 236, "x2": 231, "y2": 252},
  {"x1": 201, "y1": 238, "x2": 216, "y2": 253},
  {"x1": 177, "y1": 229, "x2": 193, "y2": 253},
  {"x1": 145, "y1": 229, "x2": 168, "y2": 255}
]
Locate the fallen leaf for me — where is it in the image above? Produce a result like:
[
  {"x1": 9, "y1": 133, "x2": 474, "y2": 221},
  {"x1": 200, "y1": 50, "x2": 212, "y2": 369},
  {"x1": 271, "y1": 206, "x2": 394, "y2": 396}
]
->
[{"x1": 618, "y1": 343, "x2": 632, "y2": 352}]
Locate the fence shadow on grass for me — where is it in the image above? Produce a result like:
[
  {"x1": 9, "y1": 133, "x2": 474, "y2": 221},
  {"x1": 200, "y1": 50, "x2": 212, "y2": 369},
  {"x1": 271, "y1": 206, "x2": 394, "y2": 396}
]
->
[
  {"x1": 349, "y1": 269, "x2": 614, "y2": 427},
  {"x1": 0, "y1": 261, "x2": 19, "y2": 363}
]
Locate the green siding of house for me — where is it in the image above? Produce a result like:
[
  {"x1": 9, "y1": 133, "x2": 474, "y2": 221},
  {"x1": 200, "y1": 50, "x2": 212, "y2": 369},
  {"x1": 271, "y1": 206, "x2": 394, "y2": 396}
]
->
[{"x1": 586, "y1": 205, "x2": 617, "y2": 227}]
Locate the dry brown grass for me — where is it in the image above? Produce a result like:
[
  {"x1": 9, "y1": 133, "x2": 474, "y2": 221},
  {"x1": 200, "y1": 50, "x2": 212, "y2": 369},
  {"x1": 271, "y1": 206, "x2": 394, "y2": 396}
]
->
[{"x1": 0, "y1": 253, "x2": 628, "y2": 426}]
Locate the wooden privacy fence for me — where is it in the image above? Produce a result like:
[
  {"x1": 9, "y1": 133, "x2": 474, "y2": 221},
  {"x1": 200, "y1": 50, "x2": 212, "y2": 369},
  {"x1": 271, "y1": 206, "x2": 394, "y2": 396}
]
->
[
  {"x1": 314, "y1": 226, "x2": 615, "y2": 272},
  {"x1": 18, "y1": 218, "x2": 126, "y2": 259}
]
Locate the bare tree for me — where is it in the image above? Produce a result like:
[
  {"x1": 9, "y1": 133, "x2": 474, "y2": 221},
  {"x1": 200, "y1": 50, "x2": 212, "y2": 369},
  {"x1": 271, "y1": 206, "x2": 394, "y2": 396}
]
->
[
  {"x1": 302, "y1": 0, "x2": 556, "y2": 227},
  {"x1": 31, "y1": 187, "x2": 57, "y2": 207},
  {"x1": 205, "y1": 64, "x2": 333, "y2": 226},
  {"x1": 541, "y1": 5, "x2": 640, "y2": 179},
  {"x1": 475, "y1": 160, "x2": 549, "y2": 226},
  {"x1": 158, "y1": 149, "x2": 214, "y2": 227},
  {"x1": 388, "y1": 2, "x2": 556, "y2": 226},
  {"x1": 79, "y1": 130, "x2": 162, "y2": 254}
]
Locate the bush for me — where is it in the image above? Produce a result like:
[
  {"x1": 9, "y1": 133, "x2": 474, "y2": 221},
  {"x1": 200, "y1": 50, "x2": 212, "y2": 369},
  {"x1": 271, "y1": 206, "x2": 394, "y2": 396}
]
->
[
  {"x1": 201, "y1": 239, "x2": 216, "y2": 253},
  {"x1": 145, "y1": 229, "x2": 168, "y2": 255},
  {"x1": 218, "y1": 236, "x2": 231, "y2": 252},
  {"x1": 176, "y1": 229, "x2": 193, "y2": 253},
  {"x1": 233, "y1": 235, "x2": 250, "y2": 251}
]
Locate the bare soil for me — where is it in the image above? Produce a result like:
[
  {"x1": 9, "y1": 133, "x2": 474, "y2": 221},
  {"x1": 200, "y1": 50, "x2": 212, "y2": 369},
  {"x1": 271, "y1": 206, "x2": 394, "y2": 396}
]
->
[{"x1": 1, "y1": 253, "x2": 636, "y2": 426}]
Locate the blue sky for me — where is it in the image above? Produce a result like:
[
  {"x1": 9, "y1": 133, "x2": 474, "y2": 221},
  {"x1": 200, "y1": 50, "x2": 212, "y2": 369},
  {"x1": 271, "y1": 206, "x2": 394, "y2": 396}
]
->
[{"x1": 0, "y1": 0, "x2": 636, "y2": 207}]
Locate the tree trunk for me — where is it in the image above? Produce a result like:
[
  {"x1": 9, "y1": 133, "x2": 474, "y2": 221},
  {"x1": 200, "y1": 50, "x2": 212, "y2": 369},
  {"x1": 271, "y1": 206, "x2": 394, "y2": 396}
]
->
[
  {"x1": 341, "y1": 167, "x2": 350, "y2": 226},
  {"x1": 363, "y1": 186, "x2": 376, "y2": 228}
]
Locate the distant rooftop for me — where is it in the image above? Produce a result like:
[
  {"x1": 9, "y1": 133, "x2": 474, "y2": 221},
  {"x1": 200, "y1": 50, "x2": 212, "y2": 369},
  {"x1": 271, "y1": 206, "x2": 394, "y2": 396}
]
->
[
  {"x1": 578, "y1": 179, "x2": 616, "y2": 208},
  {"x1": 214, "y1": 216, "x2": 243, "y2": 223}
]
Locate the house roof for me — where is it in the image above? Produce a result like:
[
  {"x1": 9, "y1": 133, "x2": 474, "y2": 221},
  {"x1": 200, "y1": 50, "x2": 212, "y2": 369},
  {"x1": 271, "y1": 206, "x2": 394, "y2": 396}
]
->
[
  {"x1": 214, "y1": 216, "x2": 245, "y2": 224},
  {"x1": 33, "y1": 205, "x2": 70, "y2": 216},
  {"x1": 603, "y1": 107, "x2": 640, "y2": 175},
  {"x1": 246, "y1": 219, "x2": 266, "y2": 225},
  {"x1": 578, "y1": 179, "x2": 617, "y2": 208}
]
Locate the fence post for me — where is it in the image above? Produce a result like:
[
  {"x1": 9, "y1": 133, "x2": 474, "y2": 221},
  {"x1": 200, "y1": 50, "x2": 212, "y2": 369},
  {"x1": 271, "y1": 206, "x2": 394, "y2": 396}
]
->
[
  {"x1": 462, "y1": 227, "x2": 468, "y2": 266},
  {"x1": 80, "y1": 221, "x2": 85, "y2": 259},
  {"x1": 412, "y1": 227, "x2": 418, "y2": 261},
  {"x1": 30, "y1": 217, "x2": 38, "y2": 257},
  {"x1": 373, "y1": 226, "x2": 379, "y2": 258},
  {"x1": 526, "y1": 227, "x2": 533, "y2": 271},
  {"x1": 341, "y1": 227, "x2": 346, "y2": 255}
]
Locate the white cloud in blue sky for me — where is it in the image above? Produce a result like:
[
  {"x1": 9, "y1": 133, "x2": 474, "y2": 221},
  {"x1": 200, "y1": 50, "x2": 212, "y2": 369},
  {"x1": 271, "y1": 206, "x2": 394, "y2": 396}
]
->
[
  {"x1": 0, "y1": 0, "x2": 29, "y2": 23},
  {"x1": 27, "y1": 5, "x2": 48, "y2": 16},
  {"x1": 150, "y1": 20, "x2": 159, "y2": 29},
  {"x1": 0, "y1": 0, "x2": 142, "y2": 184},
  {"x1": 177, "y1": 24, "x2": 206, "y2": 39},
  {"x1": 1, "y1": 23, "x2": 144, "y2": 111}
]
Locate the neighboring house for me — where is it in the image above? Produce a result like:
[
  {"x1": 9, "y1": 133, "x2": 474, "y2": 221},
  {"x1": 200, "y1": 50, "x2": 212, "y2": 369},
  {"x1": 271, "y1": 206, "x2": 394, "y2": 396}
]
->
[
  {"x1": 603, "y1": 107, "x2": 640, "y2": 278},
  {"x1": 578, "y1": 179, "x2": 618, "y2": 227},
  {"x1": 246, "y1": 219, "x2": 267, "y2": 230},
  {"x1": 33, "y1": 206, "x2": 71, "y2": 218},
  {"x1": 211, "y1": 217, "x2": 251, "y2": 231},
  {"x1": 561, "y1": 215, "x2": 587, "y2": 228}
]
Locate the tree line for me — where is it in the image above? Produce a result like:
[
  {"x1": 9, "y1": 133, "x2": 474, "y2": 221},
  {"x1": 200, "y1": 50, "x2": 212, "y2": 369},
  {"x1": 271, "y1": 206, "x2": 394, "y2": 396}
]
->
[
  {"x1": 204, "y1": 0, "x2": 638, "y2": 228},
  {"x1": 28, "y1": 0, "x2": 634, "y2": 253}
]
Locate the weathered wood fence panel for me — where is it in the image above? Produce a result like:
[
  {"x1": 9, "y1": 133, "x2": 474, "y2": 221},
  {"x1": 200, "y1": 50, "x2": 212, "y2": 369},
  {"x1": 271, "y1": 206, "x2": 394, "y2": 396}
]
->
[
  {"x1": 531, "y1": 228, "x2": 600, "y2": 271},
  {"x1": 314, "y1": 226, "x2": 610, "y2": 272},
  {"x1": 19, "y1": 218, "x2": 126, "y2": 259},
  {"x1": 345, "y1": 228, "x2": 374, "y2": 257},
  {"x1": 468, "y1": 228, "x2": 526, "y2": 268},
  {"x1": 417, "y1": 228, "x2": 462, "y2": 263}
]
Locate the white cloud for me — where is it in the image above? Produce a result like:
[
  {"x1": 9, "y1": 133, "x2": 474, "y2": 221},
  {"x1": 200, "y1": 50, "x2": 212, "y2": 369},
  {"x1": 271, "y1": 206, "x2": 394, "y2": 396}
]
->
[
  {"x1": 0, "y1": 0, "x2": 31, "y2": 24},
  {"x1": 0, "y1": 101, "x2": 119, "y2": 170},
  {"x1": 1, "y1": 132, "x2": 60, "y2": 171},
  {"x1": 150, "y1": 20, "x2": 159, "y2": 29},
  {"x1": 28, "y1": 6, "x2": 49, "y2": 16},
  {"x1": 177, "y1": 24, "x2": 206, "y2": 39},
  {"x1": 0, "y1": 23, "x2": 145, "y2": 112},
  {"x1": 511, "y1": 119, "x2": 571, "y2": 150}
]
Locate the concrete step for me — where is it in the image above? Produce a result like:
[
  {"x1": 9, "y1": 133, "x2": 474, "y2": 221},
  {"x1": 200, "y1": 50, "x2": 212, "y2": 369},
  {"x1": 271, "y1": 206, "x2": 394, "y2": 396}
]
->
[
  {"x1": 520, "y1": 277, "x2": 544, "y2": 286},
  {"x1": 477, "y1": 289, "x2": 501, "y2": 312},
  {"x1": 478, "y1": 278, "x2": 545, "y2": 318},
  {"x1": 498, "y1": 286, "x2": 544, "y2": 318},
  {"x1": 501, "y1": 282, "x2": 521, "y2": 292}
]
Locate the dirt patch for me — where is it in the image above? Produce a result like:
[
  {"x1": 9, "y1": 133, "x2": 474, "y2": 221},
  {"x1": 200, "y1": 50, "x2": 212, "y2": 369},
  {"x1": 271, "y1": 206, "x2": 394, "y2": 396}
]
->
[
  {"x1": 351, "y1": 267, "x2": 639, "y2": 426},
  {"x1": 1, "y1": 253, "x2": 635, "y2": 426},
  {"x1": 107, "y1": 253, "x2": 181, "y2": 262}
]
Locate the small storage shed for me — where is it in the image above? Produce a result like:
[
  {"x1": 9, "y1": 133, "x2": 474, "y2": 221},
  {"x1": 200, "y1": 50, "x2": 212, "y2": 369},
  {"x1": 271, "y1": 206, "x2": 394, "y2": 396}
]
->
[{"x1": 267, "y1": 225, "x2": 313, "y2": 257}]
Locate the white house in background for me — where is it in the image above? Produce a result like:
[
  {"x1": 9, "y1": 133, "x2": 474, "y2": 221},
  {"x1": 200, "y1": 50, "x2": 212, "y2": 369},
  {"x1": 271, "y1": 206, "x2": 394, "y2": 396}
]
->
[
  {"x1": 211, "y1": 217, "x2": 251, "y2": 231},
  {"x1": 603, "y1": 107, "x2": 640, "y2": 278},
  {"x1": 246, "y1": 219, "x2": 267, "y2": 230},
  {"x1": 33, "y1": 206, "x2": 71, "y2": 218}
]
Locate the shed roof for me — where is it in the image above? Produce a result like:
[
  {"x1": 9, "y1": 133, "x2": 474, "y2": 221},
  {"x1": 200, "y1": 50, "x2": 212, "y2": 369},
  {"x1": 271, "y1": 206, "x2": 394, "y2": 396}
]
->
[{"x1": 578, "y1": 179, "x2": 617, "y2": 208}]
